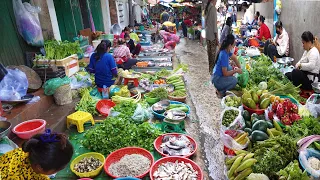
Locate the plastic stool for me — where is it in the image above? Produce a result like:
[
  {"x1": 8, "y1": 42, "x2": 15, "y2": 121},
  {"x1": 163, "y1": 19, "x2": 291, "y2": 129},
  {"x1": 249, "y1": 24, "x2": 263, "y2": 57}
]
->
[
  {"x1": 123, "y1": 77, "x2": 139, "y2": 87},
  {"x1": 300, "y1": 89, "x2": 314, "y2": 99},
  {"x1": 67, "y1": 111, "x2": 95, "y2": 133}
]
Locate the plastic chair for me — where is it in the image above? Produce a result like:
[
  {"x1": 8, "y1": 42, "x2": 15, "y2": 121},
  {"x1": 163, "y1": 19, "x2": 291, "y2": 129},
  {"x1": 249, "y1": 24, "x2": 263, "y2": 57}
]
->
[
  {"x1": 123, "y1": 77, "x2": 139, "y2": 87},
  {"x1": 67, "y1": 111, "x2": 95, "y2": 133}
]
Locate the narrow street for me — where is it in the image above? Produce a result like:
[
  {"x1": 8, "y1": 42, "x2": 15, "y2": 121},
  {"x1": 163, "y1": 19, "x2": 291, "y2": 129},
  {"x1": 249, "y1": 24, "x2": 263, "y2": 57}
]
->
[{"x1": 175, "y1": 39, "x2": 225, "y2": 180}]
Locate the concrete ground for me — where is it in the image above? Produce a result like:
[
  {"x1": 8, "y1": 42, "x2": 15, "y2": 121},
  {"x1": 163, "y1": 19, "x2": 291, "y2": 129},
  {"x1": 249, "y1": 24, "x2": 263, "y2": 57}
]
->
[{"x1": 175, "y1": 39, "x2": 226, "y2": 180}]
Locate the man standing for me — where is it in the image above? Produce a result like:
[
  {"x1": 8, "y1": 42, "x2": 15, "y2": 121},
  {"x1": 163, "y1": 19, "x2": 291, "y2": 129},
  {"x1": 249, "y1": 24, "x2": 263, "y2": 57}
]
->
[{"x1": 205, "y1": 0, "x2": 218, "y2": 74}]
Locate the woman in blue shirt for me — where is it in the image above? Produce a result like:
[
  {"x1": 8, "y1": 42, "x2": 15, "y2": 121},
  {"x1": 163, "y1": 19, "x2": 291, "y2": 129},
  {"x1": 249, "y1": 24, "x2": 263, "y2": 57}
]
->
[
  {"x1": 212, "y1": 34, "x2": 242, "y2": 97},
  {"x1": 87, "y1": 40, "x2": 118, "y2": 89}
]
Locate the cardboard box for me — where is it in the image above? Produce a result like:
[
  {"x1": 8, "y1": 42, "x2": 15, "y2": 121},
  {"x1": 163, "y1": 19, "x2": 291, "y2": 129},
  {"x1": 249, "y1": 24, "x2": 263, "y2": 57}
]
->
[{"x1": 33, "y1": 54, "x2": 79, "y2": 77}]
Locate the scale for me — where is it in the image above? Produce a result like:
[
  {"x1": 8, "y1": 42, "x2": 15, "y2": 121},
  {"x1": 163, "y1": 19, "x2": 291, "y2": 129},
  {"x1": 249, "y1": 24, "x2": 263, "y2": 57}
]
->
[{"x1": 161, "y1": 110, "x2": 186, "y2": 133}]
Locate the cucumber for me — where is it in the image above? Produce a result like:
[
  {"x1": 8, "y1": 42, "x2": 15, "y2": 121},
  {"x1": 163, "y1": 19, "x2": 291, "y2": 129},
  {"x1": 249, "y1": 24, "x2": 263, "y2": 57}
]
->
[
  {"x1": 252, "y1": 120, "x2": 268, "y2": 132},
  {"x1": 252, "y1": 118, "x2": 260, "y2": 125},
  {"x1": 251, "y1": 113, "x2": 259, "y2": 121},
  {"x1": 244, "y1": 128, "x2": 252, "y2": 135},
  {"x1": 251, "y1": 130, "x2": 269, "y2": 142},
  {"x1": 242, "y1": 110, "x2": 250, "y2": 122},
  {"x1": 245, "y1": 120, "x2": 252, "y2": 129},
  {"x1": 266, "y1": 121, "x2": 274, "y2": 128}
]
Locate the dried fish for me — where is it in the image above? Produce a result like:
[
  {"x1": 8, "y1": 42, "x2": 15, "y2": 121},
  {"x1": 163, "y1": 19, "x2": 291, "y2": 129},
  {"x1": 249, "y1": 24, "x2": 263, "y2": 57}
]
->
[{"x1": 153, "y1": 161, "x2": 199, "y2": 180}]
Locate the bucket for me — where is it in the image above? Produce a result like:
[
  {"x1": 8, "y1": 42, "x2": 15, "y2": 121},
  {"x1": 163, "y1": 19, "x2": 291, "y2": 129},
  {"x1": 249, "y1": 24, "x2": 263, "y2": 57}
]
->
[{"x1": 92, "y1": 40, "x2": 101, "y2": 50}]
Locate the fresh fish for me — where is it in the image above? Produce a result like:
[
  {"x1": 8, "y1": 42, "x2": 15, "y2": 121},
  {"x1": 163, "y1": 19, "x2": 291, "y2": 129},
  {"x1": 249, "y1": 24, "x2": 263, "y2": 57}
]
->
[{"x1": 153, "y1": 162, "x2": 198, "y2": 180}]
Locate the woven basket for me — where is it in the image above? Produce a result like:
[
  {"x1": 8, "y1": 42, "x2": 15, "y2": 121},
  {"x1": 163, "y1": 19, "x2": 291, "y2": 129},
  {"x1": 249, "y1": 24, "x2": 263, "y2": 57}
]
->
[
  {"x1": 54, "y1": 84, "x2": 72, "y2": 105},
  {"x1": 168, "y1": 95, "x2": 187, "y2": 103}
]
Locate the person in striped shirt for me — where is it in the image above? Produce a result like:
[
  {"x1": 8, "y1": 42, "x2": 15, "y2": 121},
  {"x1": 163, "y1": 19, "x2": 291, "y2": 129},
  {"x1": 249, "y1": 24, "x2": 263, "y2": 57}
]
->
[{"x1": 113, "y1": 39, "x2": 137, "y2": 70}]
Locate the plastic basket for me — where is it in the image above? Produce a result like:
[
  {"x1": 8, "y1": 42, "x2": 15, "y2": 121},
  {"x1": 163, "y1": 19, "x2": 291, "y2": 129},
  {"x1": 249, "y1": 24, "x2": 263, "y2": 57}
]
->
[
  {"x1": 70, "y1": 152, "x2": 105, "y2": 178},
  {"x1": 104, "y1": 147, "x2": 154, "y2": 179},
  {"x1": 12, "y1": 119, "x2": 46, "y2": 139},
  {"x1": 150, "y1": 157, "x2": 203, "y2": 180},
  {"x1": 153, "y1": 133, "x2": 197, "y2": 158},
  {"x1": 243, "y1": 104, "x2": 265, "y2": 115},
  {"x1": 96, "y1": 99, "x2": 116, "y2": 117},
  {"x1": 151, "y1": 101, "x2": 190, "y2": 120}
]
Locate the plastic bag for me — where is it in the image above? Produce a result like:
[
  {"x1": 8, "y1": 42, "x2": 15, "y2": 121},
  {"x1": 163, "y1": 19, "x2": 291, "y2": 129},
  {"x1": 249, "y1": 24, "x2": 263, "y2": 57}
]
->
[
  {"x1": 246, "y1": 47, "x2": 261, "y2": 57},
  {"x1": 0, "y1": 69, "x2": 28, "y2": 101},
  {"x1": 70, "y1": 73, "x2": 92, "y2": 90},
  {"x1": 306, "y1": 94, "x2": 320, "y2": 118},
  {"x1": 131, "y1": 104, "x2": 152, "y2": 123},
  {"x1": 220, "y1": 107, "x2": 245, "y2": 130},
  {"x1": 89, "y1": 88, "x2": 102, "y2": 100},
  {"x1": 12, "y1": 0, "x2": 44, "y2": 46},
  {"x1": 43, "y1": 77, "x2": 70, "y2": 96},
  {"x1": 299, "y1": 148, "x2": 320, "y2": 178},
  {"x1": 237, "y1": 69, "x2": 249, "y2": 88},
  {"x1": 221, "y1": 92, "x2": 241, "y2": 109},
  {"x1": 222, "y1": 129, "x2": 249, "y2": 150}
]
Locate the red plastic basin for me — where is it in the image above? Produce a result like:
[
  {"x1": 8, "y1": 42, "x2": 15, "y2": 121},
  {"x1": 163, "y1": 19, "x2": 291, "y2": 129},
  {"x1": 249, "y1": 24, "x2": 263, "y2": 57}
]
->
[
  {"x1": 104, "y1": 147, "x2": 154, "y2": 179},
  {"x1": 150, "y1": 156, "x2": 203, "y2": 180},
  {"x1": 153, "y1": 133, "x2": 197, "y2": 158},
  {"x1": 12, "y1": 119, "x2": 46, "y2": 139},
  {"x1": 243, "y1": 104, "x2": 265, "y2": 115},
  {"x1": 96, "y1": 99, "x2": 116, "y2": 117}
]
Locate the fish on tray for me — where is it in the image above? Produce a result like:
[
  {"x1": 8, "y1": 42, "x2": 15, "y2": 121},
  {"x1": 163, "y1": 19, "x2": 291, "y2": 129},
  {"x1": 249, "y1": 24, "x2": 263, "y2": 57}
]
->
[{"x1": 160, "y1": 135, "x2": 194, "y2": 156}]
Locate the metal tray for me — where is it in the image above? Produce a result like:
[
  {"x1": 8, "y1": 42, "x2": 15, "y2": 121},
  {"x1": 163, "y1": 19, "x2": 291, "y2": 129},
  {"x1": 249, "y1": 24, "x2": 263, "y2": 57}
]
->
[{"x1": 2, "y1": 94, "x2": 34, "y2": 104}]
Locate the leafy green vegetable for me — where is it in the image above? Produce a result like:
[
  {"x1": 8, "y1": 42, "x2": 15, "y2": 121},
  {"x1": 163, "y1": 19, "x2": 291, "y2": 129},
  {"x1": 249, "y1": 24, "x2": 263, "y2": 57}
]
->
[
  {"x1": 156, "y1": 69, "x2": 171, "y2": 77},
  {"x1": 170, "y1": 90, "x2": 186, "y2": 97},
  {"x1": 44, "y1": 40, "x2": 82, "y2": 60},
  {"x1": 285, "y1": 116, "x2": 320, "y2": 139},
  {"x1": 112, "y1": 101, "x2": 138, "y2": 120},
  {"x1": 277, "y1": 160, "x2": 309, "y2": 180},
  {"x1": 75, "y1": 88, "x2": 98, "y2": 116},
  {"x1": 251, "y1": 135, "x2": 298, "y2": 178},
  {"x1": 146, "y1": 87, "x2": 168, "y2": 100},
  {"x1": 82, "y1": 116, "x2": 162, "y2": 155},
  {"x1": 174, "y1": 63, "x2": 189, "y2": 72}
]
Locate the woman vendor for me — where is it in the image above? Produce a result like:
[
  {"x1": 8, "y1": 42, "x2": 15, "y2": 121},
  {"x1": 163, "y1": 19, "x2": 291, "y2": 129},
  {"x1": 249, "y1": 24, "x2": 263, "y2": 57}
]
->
[
  {"x1": 285, "y1": 31, "x2": 320, "y2": 90},
  {"x1": 0, "y1": 130, "x2": 73, "y2": 179},
  {"x1": 255, "y1": 16, "x2": 271, "y2": 41},
  {"x1": 212, "y1": 34, "x2": 242, "y2": 97},
  {"x1": 113, "y1": 39, "x2": 138, "y2": 70},
  {"x1": 264, "y1": 21, "x2": 289, "y2": 61},
  {"x1": 220, "y1": 17, "x2": 232, "y2": 44},
  {"x1": 120, "y1": 27, "x2": 130, "y2": 39},
  {"x1": 125, "y1": 33, "x2": 141, "y2": 57},
  {"x1": 87, "y1": 40, "x2": 118, "y2": 89}
]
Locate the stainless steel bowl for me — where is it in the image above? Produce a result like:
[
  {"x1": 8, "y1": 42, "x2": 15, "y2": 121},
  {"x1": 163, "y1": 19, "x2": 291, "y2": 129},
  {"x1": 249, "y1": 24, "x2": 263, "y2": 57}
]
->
[
  {"x1": 312, "y1": 83, "x2": 320, "y2": 93},
  {"x1": 0, "y1": 121, "x2": 12, "y2": 139}
]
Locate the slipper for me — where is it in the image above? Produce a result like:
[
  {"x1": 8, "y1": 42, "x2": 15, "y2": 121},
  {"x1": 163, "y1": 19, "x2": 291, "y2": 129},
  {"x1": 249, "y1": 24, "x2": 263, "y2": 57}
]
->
[{"x1": 215, "y1": 90, "x2": 224, "y2": 99}]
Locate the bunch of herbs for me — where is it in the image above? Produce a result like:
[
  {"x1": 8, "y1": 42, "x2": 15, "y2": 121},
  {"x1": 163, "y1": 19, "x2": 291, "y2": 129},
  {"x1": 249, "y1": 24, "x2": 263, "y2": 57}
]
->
[
  {"x1": 81, "y1": 116, "x2": 162, "y2": 155},
  {"x1": 251, "y1": 135, "x2": 298, "y2": 179}
]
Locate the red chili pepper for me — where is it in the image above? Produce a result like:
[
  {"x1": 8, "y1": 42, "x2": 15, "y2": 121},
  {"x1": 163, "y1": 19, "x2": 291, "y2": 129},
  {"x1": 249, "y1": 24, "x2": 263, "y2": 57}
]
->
[{"x1": 224, "y1": 146, "x2": 236, "y2": 156}]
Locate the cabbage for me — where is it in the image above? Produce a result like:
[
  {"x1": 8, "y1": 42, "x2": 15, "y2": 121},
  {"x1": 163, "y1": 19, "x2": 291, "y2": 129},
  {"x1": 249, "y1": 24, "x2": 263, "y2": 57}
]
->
[
  {"x1": 247, "y1": 173, "x2": 269, "y2": 180},
  {"x1": 258, "y1": 82, "x2": 268, "y2": 90}
]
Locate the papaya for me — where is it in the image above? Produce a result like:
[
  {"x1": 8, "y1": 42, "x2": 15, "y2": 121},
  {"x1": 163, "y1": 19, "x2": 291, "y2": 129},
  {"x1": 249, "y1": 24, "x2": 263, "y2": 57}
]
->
[
  {"x1": 246, "y1": 98, "x2": 256, "y2": 109},
  {"x1": 260, "y1": 98, "x2": 271, "y2": 109},
  {"x1": 251, "y1": 91, "x2": 259, "y2": 104}
]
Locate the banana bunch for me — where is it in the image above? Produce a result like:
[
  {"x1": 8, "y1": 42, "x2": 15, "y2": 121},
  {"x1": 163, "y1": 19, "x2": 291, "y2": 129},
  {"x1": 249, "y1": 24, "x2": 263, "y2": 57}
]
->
[{"x1": 226, "y1": 150, "x2": 257, "y2": 180}]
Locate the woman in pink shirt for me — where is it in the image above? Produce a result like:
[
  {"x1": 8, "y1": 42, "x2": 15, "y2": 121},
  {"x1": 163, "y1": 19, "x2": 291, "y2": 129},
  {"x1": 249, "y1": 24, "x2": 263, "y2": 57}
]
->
[{"x1": 120, "y1": 27, "x2": 130, "y2": 39}]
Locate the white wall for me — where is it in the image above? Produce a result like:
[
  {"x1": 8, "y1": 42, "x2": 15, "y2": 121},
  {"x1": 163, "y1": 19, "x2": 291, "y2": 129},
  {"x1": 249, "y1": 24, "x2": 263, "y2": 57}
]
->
[
  {"x1": 254, "y1": 2, "x2": 274, "y2": 33},
  {"x1": 101, "y1": 0, "x2": 112, "y2": 33},
  {"x1": 116, "y1": 0, "x2": 130, "y2": 29},
  {"x1": 46, "y1": 0, "x2": 61, "y2": 40}
]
